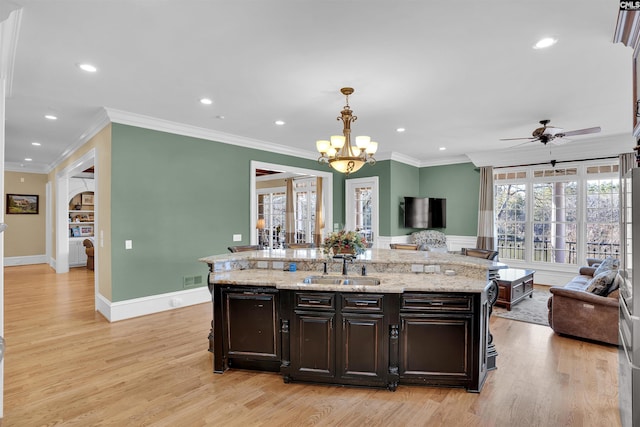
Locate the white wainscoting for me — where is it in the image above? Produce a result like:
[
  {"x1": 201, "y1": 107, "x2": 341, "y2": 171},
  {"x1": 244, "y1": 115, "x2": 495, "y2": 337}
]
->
[{"x1": 380, "y1": 234, "x2": 476, "y2": 252}]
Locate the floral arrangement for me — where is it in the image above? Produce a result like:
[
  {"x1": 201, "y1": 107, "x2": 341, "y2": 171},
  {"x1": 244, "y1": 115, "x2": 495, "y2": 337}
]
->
[{"x1": 322, "y1": 230, "x2": 368, "y2": 256}]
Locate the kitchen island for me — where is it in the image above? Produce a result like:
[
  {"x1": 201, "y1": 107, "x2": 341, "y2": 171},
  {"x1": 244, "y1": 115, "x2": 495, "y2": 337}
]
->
[{"x1": 200, "y1": 248, "x2": 501, "y2": 392}]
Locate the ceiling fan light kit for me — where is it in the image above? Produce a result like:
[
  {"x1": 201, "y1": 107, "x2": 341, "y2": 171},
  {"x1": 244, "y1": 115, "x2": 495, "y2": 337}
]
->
[{"x1": 316, "y1": 87, "x2": 378, "y2": 175}]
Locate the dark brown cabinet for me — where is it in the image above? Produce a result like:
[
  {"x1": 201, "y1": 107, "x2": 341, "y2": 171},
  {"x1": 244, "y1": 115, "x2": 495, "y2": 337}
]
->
[
  {"x1": 209, "y1": 286, "x2": 280, "y2": 373},
  {"x1": 399, "y1": 293, "x2": 489, "y2": 392},
  {"x1": 282, "y1": 291, "x2": 399, "y2": 390},
  {"x1": 209, "y1": 282, "x2": 493, "y2": 392}
]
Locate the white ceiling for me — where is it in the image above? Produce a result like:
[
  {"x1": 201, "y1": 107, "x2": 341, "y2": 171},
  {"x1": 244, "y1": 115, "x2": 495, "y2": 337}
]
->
[{"x1": 3, "y1": 0, "x2": 636, "y2": 173}]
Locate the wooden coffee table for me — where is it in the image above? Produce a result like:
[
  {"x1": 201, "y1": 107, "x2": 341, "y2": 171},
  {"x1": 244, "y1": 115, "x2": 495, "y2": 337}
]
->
[{"x1": 495, "y1": 268, "x2": 535, "y2": 310}]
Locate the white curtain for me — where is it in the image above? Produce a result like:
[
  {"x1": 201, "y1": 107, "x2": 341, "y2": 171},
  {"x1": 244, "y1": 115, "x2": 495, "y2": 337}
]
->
[
  {"x1": 285, "y1": 178, "x2": 294, "y2": 245},
  {"x1": 314, "y1": 177, "x2": 323, "y2": 247},
  {"x1": 476, "y1": 166, "x2": 495, "y2": 250}
]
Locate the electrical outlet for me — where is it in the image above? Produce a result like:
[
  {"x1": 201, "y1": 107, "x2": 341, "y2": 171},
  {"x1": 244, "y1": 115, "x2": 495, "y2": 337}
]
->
[
  {"x1": 233, "y1": 234, "x2": 242, "y2": 242},
  {"x1": 125, "y1": 240, "x2": 132, "y2": 250}
]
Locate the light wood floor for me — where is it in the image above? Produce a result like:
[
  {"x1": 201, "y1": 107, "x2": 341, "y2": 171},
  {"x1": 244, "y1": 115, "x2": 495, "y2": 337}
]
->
[{"x1": 1, "y1": 265, "x2": 621, "y2": 426}]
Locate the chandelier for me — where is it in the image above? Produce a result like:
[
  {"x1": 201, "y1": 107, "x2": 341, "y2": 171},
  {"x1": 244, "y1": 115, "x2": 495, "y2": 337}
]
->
[{"x1": 316, "y1": 87, "x2": 378, "y2": 175}]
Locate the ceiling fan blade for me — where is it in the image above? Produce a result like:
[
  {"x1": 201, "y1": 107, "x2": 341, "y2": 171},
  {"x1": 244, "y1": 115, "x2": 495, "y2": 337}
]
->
[
  {"x1": 508, "y1": 138, "x2": 540, "y2": 148},
  {"x1": 500, "y1": 137, "x2": 535, "y2": 141},
  {"x1": 559, "y1": 126, "x2": 601, "y2": 137}
]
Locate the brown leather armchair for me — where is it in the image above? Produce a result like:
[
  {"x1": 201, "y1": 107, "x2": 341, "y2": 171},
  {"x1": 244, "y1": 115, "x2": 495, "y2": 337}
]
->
[
  {"x1": 82, "y1": 239, "x2": 94, "y2": 270},
  {"x1": 227, "y1": 245, "x2": 260, "y2": 253},
  {"x1": 285, "y1": 243, "x2": 314, "y2": 249},
  {"x1": 461, "y1": 247, "x2": 499, "y2": 260},
  {"x1": 389, "y1": 243, "x2": 418, "y2": 250}
]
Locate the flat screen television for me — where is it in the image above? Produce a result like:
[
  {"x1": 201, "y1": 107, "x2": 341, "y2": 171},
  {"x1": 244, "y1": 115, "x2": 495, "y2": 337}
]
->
[{"x1": 403, "y1": 197, "x2": 446, "y2": 228}]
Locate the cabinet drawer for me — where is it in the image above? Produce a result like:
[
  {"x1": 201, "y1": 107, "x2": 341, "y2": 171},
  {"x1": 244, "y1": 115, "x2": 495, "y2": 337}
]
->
[
  {"x1": 342, "y1": 294, "x2": 384, "y2": 312},
  {"x1": 401, "y1": 294, "x2": 472, "y2": 312},
  {"x1": 295, "y1": 292, "x2": 335, "y2": 309}
]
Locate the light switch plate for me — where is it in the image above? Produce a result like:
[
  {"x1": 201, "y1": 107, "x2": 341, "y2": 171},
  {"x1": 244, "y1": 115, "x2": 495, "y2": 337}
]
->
[{"x1": 125, "y1": 240, "x2": 132, "y2": 250}]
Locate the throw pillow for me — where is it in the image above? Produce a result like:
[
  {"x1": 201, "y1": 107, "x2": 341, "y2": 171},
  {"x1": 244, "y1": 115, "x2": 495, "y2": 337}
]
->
[
  {"x1": 593, "y1": 257, "x2": 619, "y2": 277},
  {"x1": 586, "y1": 270, "x2": 618, "y2": 296},
  {"x1": 608, "y1": 272, "x2": 623, "y2": 294}
]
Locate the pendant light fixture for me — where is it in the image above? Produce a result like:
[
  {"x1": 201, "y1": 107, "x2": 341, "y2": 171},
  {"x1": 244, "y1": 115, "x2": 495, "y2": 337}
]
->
[{"x1": 316, "y1": 87, "x2": 378, "y2": 175}]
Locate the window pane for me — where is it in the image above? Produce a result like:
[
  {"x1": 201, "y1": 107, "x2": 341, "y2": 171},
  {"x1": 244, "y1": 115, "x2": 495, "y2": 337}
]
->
[
  {"x1": 495, "y1": 183, "x2": 526, "y2": 260},
  {"x1": 586, "y1": 178, "x2": 620, "y2": 259},
  {"x1": 532, "y1": 181, "x2": 577, "y2": 264}
]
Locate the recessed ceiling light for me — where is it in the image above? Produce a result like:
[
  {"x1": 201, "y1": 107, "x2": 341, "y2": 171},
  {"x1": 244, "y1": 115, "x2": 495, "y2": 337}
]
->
[
  {"x1": 439, "y1": 147, "x2": 446, "y2": 151},
  {"x1": 533, "y1": 37, "x2": 557, "y2": 49},
  {"x1": 24, "y1": 158, "x2": 32, "y2": 162},
  {"x1": 396, "y1": 128, "x2": 406, "y2": 133},
  {"x1": 78, "y1": 63, "x2": 97, "y2": 72},
  {"x1": 45, "y1": 114, "x2": 57, "y2": 120},
  {"x1": 215, "y1": 115, "x2": 225, "y2": 119},
  {"x1": 31, "y1": 142, "x2": 41, "y2": 146},
  {"x1": 275, "y1": 120, "x2": 285, "y2": 126},
  {"x1": 200, "y1": 98, "x2": 213, "y2": 105}
]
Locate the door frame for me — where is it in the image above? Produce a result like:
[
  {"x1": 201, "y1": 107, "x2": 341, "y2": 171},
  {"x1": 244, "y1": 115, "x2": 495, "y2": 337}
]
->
[{"x1": 250, "y1": 161, "x2": 333, "y2": 245}]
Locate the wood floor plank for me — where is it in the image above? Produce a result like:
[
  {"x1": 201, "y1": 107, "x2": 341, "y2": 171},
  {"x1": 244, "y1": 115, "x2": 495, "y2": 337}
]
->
[{"x1": 1, "y1": 265, "x2": 622, "y2": 426}]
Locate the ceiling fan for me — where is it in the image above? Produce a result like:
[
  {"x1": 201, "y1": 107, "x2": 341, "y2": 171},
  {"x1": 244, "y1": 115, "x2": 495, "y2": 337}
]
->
[{"x1": 500, "y1": 119, "x2": 601, "y2": 145}]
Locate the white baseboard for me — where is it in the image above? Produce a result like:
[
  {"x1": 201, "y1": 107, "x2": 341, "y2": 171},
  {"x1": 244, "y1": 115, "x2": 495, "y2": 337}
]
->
[
  {"x1": 97, "y1": 286, "x2": 211, "y2": 322},
  {"x1": 4, "y1": 255, "x2": 48, "y2": 266}
]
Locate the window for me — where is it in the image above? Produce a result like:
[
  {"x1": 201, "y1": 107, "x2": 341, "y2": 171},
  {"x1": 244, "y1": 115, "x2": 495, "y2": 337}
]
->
[
  {"x1": 293, "y1": 178, "x2": 317, "y2": 244},
  {"x1": 494, "y1": 161, "x2": 619, "y2": 266},
  {"x1": 495, "y1": 183, "x2": 526, "y2": 260},
  {"x1": 257, "y1": 190, "x2": 286, "y2": 248},
  {"x1": 346, "y1": 177, "x2": 378, "y2": 247}
]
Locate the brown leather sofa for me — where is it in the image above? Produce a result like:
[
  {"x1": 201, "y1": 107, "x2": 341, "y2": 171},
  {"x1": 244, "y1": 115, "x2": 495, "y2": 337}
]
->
[{"x1": 547, "y1": 258, "x2": 620, "y2": 345}]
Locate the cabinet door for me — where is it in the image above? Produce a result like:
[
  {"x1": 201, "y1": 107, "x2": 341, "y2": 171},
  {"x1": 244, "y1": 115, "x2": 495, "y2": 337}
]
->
[
  {"x1": 399, "y1": 314, "x2": 471, "y2": 381},
  {"x1": 291, "y1": 310, "x2": 336, "y2": 378},
  {"x1": 223, "y1": 291, "x2": 279, "y2": 361},
  {"x1": 340, "y1": 312, "x2": 385, "y2": 380}
]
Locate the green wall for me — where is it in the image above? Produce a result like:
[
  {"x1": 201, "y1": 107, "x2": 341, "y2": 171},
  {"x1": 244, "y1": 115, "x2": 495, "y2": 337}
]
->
[
  {"x1": 108, "y1": 124, "x2": 480, "y2": 301},
  {"x1": 390, "y1": 161, "x2": 421, "y2": 236},
  {"x1": 418, "y1": 162, "x2": 479, "y2": 236},
  {"x1": 110, "y1": 124, "x2": 340, "y2": 301}
]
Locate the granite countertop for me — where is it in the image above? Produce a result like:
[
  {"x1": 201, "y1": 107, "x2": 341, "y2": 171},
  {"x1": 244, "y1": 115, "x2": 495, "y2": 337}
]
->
[
  {"x1": 209, "y1": 268, "x2": 489, "y2": 293},
  {"x1": 202, "y1": 248, "x2": 500, "y2": 294}
]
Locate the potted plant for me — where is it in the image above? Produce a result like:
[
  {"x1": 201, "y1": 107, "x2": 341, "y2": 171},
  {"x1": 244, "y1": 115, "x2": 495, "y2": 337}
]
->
[{"x1": 322, "y1": 230, "x2": 368, "y2": 256}]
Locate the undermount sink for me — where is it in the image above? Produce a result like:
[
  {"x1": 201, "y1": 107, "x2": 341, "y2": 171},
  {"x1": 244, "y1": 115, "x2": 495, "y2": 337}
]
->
[{"x1": 303, "y1": 276, "x2": 381, "y2": 286}]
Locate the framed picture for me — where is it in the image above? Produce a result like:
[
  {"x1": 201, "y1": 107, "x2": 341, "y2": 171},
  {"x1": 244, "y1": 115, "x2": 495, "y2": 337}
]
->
[
  {"x1": 80, "y1": 225, "x2": 93, "y2": 237},
  {"x1": 81, "y1": 193, "x2": 94, "y2": 206},
  {"x1": 6, "y1": 194, "x2": 39, "y2": 214},
  {"x1": 71, "y1": 227, "x2": 81, "y2": 237}
]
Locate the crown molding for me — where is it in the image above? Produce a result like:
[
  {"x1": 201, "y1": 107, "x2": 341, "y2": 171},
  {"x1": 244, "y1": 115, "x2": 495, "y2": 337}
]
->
[
  {"x1": 4, "y1": 163, "x2": 46, "y2": 174},
  {"x1": 418, "y1": 154, "x2": 471, "y2": 167},
  {"x1": 45, "y1": 108, "x2": 111, "y2": 174},
  {"x1": 104, "y1": 108, "x2": 320, "y2": 161}
]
